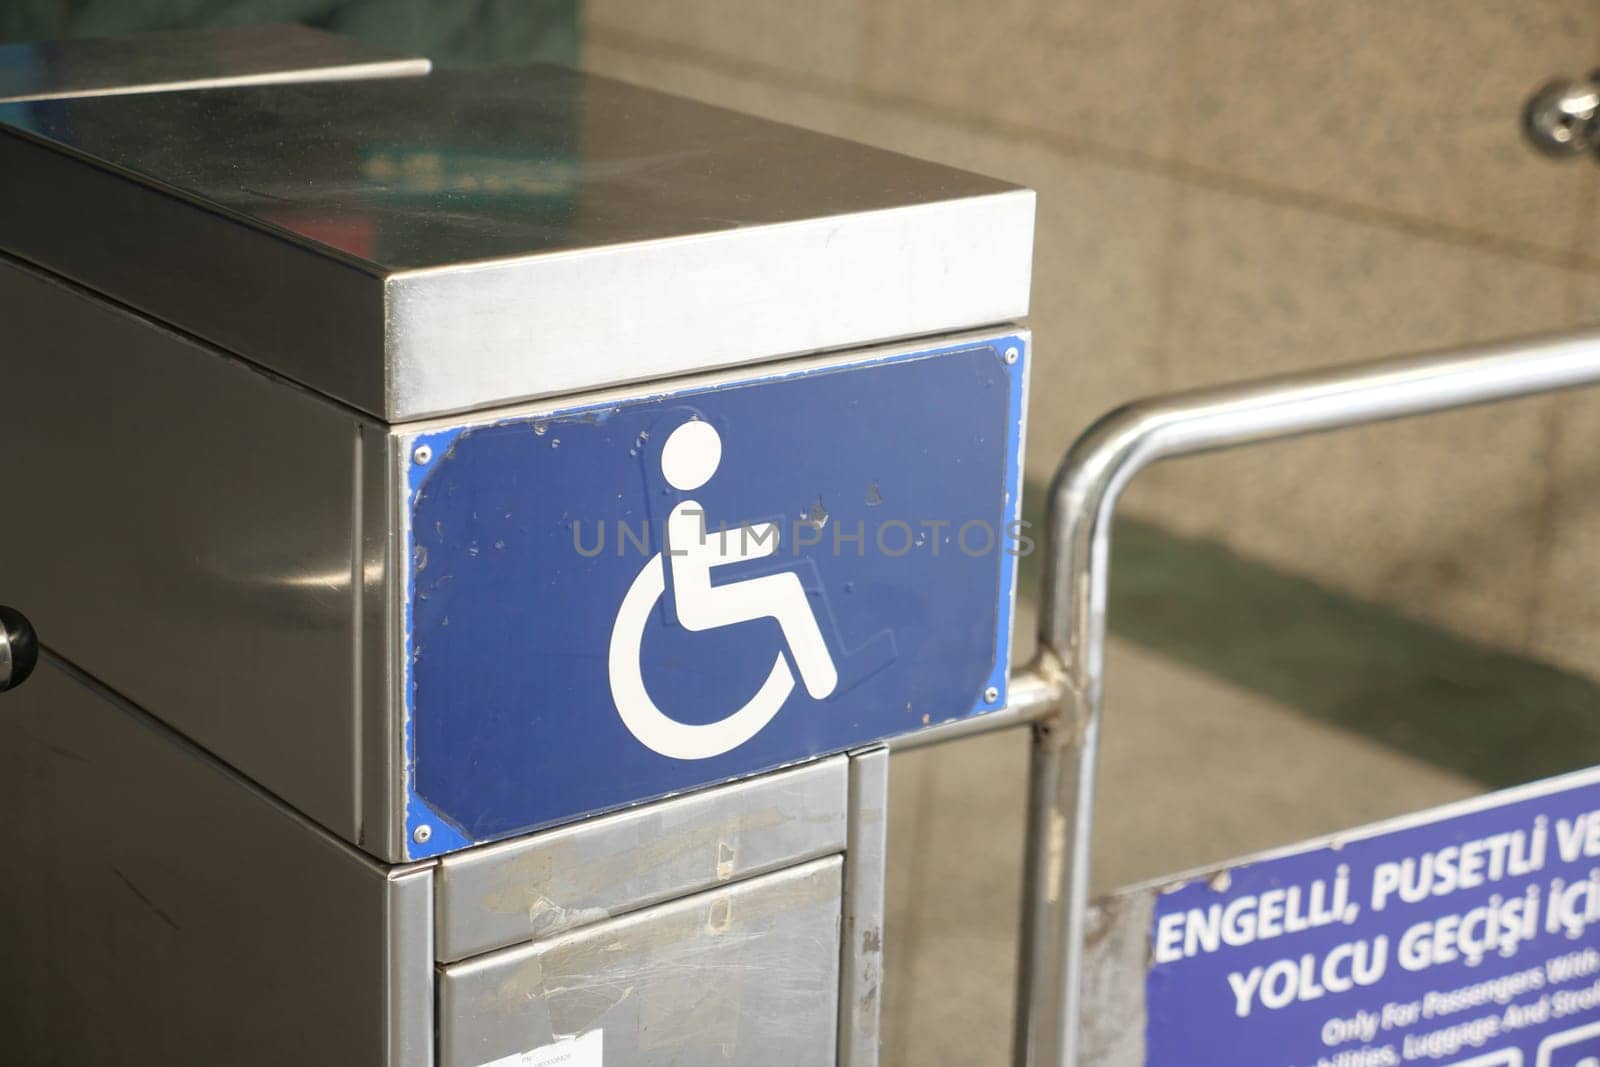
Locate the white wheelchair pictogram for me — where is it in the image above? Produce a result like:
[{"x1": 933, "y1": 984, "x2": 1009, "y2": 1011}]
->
[{"x1": 608, "y1": 419, "x2": 839, "y2": 760}]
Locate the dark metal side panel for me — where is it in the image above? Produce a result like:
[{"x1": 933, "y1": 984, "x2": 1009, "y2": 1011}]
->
[
  {"x1": 0, "y1": 257, "x2": 365, "y2": 839},
  {"x1": 0, "y1": 658, "x2": 432, "y2": 1065}
]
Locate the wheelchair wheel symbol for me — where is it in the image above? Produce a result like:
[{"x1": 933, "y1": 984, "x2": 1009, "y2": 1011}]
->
[{"x1": 608, "y1": 552, "x2": 795, "y2": 760}]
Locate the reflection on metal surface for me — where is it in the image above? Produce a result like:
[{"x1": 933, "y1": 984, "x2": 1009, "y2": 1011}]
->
[
  {"x1": 0, "y1": 24, "x2": 429, "y2": 104},
  {"x1": 0, "y1": 257, "x2": 364, "y2": 840},
  {"x1": 0, "y1": 64, "x2": 1032, "y2": 418},
  {"x1": 1524, "y1": 74, "x2": 1600, "y2": 157},
  {"x1": 206, "y1": 556, "x2": 383, "y2": 596},
  {"x1": 0, "y1": 605, "x2": 37, "y2": 693}
]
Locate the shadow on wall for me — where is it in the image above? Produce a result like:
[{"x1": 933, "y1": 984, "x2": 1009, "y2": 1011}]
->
[{"x1": 0, "y1": 0, "x2": 579, "y2": 66}]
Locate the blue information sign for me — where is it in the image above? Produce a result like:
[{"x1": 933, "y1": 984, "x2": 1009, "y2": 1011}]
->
[
  {"x1": 1145, "y1": 769, "x2": 1600, "y2": 1067},
  {"x1": 399, "y1": 335, "x2": 1026, "y2": 857}
]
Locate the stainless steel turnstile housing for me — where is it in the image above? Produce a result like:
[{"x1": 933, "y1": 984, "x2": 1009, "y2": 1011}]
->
[{"x1": 0, "y1": 28, "x2": 1035, "y2": 1066}]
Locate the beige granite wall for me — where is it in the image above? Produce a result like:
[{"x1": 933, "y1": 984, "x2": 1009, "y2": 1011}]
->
[{"x1": 579, "y1": 1, "x2": 1600, "y2": 677}]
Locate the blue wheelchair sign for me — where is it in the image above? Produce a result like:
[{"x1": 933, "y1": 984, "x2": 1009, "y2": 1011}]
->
[{"x1": 401, "y1": 334, "x2": 1026, "y2": 857}]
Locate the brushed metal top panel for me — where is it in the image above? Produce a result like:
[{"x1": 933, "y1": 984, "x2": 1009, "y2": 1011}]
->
[
  {"x1": 0, "y1": 64, "x2": 1034, "y2": 420},
  {"x1": 434, "y1": 756, "x2": 848, "y2": 962},
  {"x1": 0, "y1": 24, "x2": 430, "y2": 104}
]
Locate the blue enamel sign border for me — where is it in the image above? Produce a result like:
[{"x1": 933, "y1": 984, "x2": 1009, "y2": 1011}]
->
[
  {"x1": 1142, "y1": 765, "x2": 1600, "y2": 1067},
  {"x1": 398, "y1": 333, "x2": 1027, "y2": 859}
]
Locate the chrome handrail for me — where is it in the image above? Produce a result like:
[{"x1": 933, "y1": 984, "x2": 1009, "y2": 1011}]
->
[
  {"x1": 1024, "y1": 326, "x2": 1600, "y2": 1066},
  {"x1": 892, "y1": 325, "x2": 1600, "y2": 1066}
]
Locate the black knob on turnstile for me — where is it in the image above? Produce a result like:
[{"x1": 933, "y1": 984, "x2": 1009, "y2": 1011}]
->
[{"x1": 0, "y1": 606, "x2": 38, "y2": 693}]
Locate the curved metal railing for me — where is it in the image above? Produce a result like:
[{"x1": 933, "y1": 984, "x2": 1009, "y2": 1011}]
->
[{"x1": 900, "y1": 325, "x2": 1600, "y2": 1066}]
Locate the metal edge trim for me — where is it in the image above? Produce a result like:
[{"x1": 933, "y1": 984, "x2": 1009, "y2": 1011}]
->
[
  {"x1": 1010, "y1": 329, "x2": 1034, "y2": 671},
  {"x1": 353, "y1": 422, "x2": 367, "y2": 850},
  {"x1": 390, "y1": 325, "x2": 1031, "y2": 435},
  {"x1": 382, "y1": 187, "x2": 1035, "y2": 283},
  {"x1": 1, "y1": 57, "x2": 432, "y2": 104},
  {"x1": 360, "y1": 418, "x2": 406, "y2": 862},
  {"x1": 391, "y1": 430, "x2": 416, "y2": 863},
  {"x1": 387, "y1": 863, "x2": 436, "y2": 1067},
  {"x1": 382, "y1": 189, "x2": 1037, "y2": 421},
  {"x1": 840, "y1": 747, "x2": 889, "y2": 1067}
]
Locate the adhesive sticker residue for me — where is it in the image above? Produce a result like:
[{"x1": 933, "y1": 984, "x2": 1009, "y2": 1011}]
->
[{"x1": 479, "y1": 1029, "x2": 603, "y2": 1067}]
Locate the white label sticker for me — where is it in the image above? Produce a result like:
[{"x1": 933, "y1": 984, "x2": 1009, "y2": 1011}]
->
[{"x1": 479, "y1": 1029, "x2": 603, "y2": 1067}]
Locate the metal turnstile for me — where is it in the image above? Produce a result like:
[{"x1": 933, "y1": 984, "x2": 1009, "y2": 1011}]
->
[{"x1": 0, "y1": 26, "x2": 1031, "y2": 1067}]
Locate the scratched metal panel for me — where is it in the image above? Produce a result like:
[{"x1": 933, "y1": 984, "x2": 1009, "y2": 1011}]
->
[
  {"x1": 439, "y1": 856, "x2": 842, "y2": 1067},
  {"x1": 434, "y1": 756, "x2": 847, "y2": 962},
  {"x1": 0, "y1": 657, "x2": 432, "y2": 1066},
  {"x1": 1080, "y1": 892, "x2": 1152, "y2": 1067}
]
